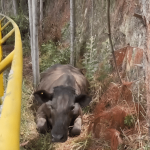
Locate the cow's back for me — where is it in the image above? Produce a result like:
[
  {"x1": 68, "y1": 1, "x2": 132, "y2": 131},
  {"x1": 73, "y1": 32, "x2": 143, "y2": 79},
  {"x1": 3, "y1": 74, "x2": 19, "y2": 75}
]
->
[{"x1": 38, "y1": 64, "x2": 89, "y2": 94}]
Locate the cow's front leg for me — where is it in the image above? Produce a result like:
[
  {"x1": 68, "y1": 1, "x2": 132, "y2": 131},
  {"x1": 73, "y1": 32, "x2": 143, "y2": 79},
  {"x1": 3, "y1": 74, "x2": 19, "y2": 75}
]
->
[
  {"x1": 36, "y1": 103, "x2": 49, "y2": 134},
  {"x1": 70, "y1": 115, "x2": 82, "y2": 136},
  {"x1": 37, "y1": 117, "x2": 48, "y2": 134}
]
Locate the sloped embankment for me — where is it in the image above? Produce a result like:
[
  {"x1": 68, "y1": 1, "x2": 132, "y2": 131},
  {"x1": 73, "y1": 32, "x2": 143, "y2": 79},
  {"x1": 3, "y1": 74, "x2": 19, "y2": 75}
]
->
[
  {"x1": 53, "y1": 46, "x2": 146, "y2": 150},
  {"x1": 89, "y1": 82, "x2": 146, "y2": 149},
  {"x1": 87, "y1": 46, "x2": 147, "y2": 150}
]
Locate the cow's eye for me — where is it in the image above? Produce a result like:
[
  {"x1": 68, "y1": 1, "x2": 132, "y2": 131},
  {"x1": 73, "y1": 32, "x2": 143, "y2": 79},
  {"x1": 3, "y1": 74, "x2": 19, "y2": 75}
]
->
[{"x1": 70, "y1": 105, "x2": 75, "y2": 110}]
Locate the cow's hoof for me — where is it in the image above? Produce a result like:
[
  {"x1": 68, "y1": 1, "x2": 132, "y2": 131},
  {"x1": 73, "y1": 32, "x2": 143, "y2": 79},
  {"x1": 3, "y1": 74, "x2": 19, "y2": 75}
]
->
[{"x1": 37, "y1": 118, "x2": 47, "y2": 134}]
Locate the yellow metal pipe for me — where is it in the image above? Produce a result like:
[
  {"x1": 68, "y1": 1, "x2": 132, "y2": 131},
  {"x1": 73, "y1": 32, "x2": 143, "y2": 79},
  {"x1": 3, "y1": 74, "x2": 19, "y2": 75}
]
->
[
  {"x1": 0, "y1": 14, "x2": 22, "y2": 150},
  {"x1": 0, "y1": 28, "x2": 15, "y2": 45},
  {"x1": 0, "y1": 18, "x2": 4, "y2": 97},
  {"x1": 0, "y1": 17, "x2": 5, "y2": 22},
  {"x1": 0, "y1": 50, "x2": 14, "y2": 74},
  {"x1": 1, "y1": 21, "x2": 10, "y2": 31}
]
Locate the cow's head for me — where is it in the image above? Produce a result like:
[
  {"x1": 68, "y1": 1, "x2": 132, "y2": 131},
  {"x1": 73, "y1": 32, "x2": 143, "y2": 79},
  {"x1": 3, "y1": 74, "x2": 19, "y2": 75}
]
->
[{"x1": 34, "y1": 86, "x2": 91, "y2": 142}]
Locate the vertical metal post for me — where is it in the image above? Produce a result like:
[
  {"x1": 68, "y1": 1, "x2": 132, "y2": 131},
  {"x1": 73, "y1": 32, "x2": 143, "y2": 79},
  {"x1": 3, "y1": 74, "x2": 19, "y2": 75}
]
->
[
  {"x1": 32, "y1": 0, "x2": 40, "y2": 89},
  {"x1": 0, "y1": 20, "x2": 4, "y2": 100},
  {"x1": 40, "y1": 0, "x2": 43, "y2": 40},
  {"x1": 70, "y1": 0, "x2": 75, "y2": 66},
  {"x1": 28, "y1": 0, "x2": 40, "y2": 89}
]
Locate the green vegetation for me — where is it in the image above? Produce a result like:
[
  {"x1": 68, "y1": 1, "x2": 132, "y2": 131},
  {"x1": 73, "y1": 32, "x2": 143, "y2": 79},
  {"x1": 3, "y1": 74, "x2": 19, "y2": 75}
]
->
[
  {"x1": 61, "y1": 22, "x2": 70, "y2": 42},
  {"x1": 20, "y1": 79, "x2": 55, "y2": 150},
  {"x1": 82, "y1": 37, "x2": 112, "y2": 83},
  {"x1": 20, "y1": 134, "x2": 54, "y2": 150},
  {"x1": 1, "y1": 21, "x2": 14, "y2": 45},
  {"x1": 40, "y1": 41, "x2": 70, "y2": 72},
  {"x1": 72, "y1": 134, "x2": 92, "y2": 150},
  {"x1": 142, "y1": 144, "x2": 150, "y2": 150},
  {"x1": 82, "y1": 36, "x2": 99, "y2": 81},
  {"x1": 11, "y1": 13, "x2": 30, "y2": 56},
  {"x1": 124, "y1": 115, "x2": 134, "y2": 128},
  {"x1": 96, "y1": 64, "x2": 113, "y2": 82},
  {"x1": 1, "y1": 13, "x2": 30, "y2": 56},
  {"x1": 83, "y1": 106, "x2": 91, "y2": 114},
  {"x1": 11, "y1": 13, "x2": 29, "y2": 39},
  {"x1": 20, "y1": 79, "x2": 36, "y2": 143},
  {"x1": 21, "y1": 35, "x2": 30, "y2": 57}
]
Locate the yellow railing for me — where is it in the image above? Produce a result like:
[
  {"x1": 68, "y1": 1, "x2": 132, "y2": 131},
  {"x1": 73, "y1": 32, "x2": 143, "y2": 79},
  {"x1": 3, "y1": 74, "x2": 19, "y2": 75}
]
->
[{"x1": 0, "y1": 14, "x2": 23, "y2": 150}]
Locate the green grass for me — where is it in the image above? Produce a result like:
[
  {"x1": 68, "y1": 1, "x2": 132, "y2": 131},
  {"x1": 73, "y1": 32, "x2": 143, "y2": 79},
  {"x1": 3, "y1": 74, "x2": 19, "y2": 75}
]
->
[
  {"x1": 20, "y1": 79, "x2": 55, "y2": 150},
  {"x1": 72, "y1": 134, "x2": 92, "y2": 150},
  {"x1": 20, "y1": 79, "x2": 36, "y2": 142},
  {"x1": 124, "y1": 115, "x2": 135, "y2": 128}
]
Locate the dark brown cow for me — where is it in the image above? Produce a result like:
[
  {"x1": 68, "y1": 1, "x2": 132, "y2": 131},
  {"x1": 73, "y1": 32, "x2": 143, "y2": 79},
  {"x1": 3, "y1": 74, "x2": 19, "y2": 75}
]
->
[{"x1": 34, "y1": 64, "x2": 91, "y2": 142}]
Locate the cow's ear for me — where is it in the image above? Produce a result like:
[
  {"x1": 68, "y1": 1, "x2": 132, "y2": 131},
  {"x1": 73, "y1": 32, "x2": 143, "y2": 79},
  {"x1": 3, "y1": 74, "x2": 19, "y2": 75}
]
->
[
  {"x1": 33, "y1": 90, "x2": 53, "y2": 103},
  {"x1": 75, "y1": 95, "x2": 91, "y2": 108}
]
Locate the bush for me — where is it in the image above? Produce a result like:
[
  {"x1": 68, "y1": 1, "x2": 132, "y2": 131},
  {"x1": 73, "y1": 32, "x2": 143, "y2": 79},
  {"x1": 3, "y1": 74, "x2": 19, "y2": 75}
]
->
[
  {"x1": 82, "y1": 37, "x2": 112, "y2": 82},
  {"x1": 40, "y1": 41, "x2": 70, "y2": 72},
  {"x1": 124, "y1": 115, "x2": 135, "y2": 128},
  {"x1": 1, "y1": 13, "x2": 30, "y2": 56},
  {"x1": 11, "y1": 13, "x2": 30, "y2": 56},
  {"x1": 11, "y1": 13, "x2": 29, "y2": 40}
]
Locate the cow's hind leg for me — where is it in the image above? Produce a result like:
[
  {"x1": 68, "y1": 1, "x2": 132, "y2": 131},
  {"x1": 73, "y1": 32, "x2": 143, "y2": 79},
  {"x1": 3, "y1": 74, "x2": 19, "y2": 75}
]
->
[
  {"x1": 70, "y1": 116, "x2": 82, "y2": 136},
  {"x1": 37, "y1": 117, "x2": 48, "y2": 134}
]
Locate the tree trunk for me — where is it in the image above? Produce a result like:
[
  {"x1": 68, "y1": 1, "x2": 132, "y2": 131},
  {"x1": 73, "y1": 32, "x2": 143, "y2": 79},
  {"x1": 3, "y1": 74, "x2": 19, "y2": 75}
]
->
[
  {"x1": 40, "y1": 0, "x2": 43, "y2": 40},
  {"x1": 70, "y1": 0, "x2": 75, "y2": 66},
  {"x1": 28, "y1": 0, "x2": 40, "y2": 89},
  {"x1": 28, "y1": 0, "x2": 33, "y2": 51},
  {"x1": 90, "y1": 0, "x2": 94, "y2": 62},
  {"x1": 1, "y1": 0, "x2": 4, "y2": 14},
  {"x1": 12, "y1": 0, "x2": 18, "y2": 16}
]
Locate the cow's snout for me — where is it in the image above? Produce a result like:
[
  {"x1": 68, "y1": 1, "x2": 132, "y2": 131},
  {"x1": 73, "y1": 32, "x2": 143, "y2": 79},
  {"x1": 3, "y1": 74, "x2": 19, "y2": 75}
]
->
[{"x1": 51, "y1": 134, "x2": 66, "y2": 142}]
